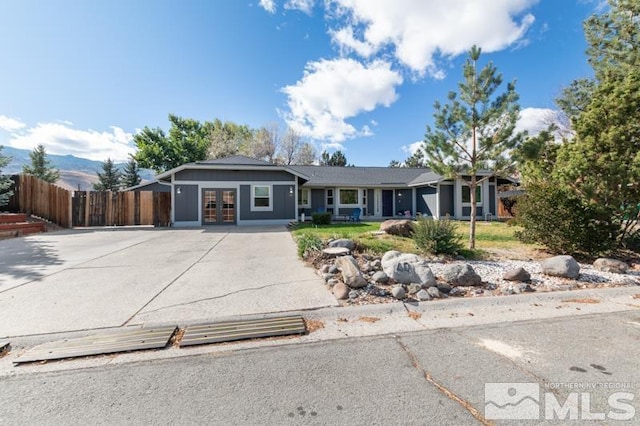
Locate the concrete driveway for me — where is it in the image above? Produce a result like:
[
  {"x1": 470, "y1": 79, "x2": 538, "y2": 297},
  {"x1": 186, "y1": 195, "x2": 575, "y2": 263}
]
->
[{"x1": 0, "y1": 227, "x2": 338, "y2": 338}]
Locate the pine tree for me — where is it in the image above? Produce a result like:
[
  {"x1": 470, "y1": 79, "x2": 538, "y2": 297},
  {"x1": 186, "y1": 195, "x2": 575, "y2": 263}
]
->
[
  {"x1": 0, "y1": 145, "x2": 13, "y2": 207},
  {"x1": 23, "y1": 144, "x2": 60, "y2": 183},
  {"x1": 320, "y1": 150, "x2": 348, "y2": 166},
  {"x1": 121, "y1": 158, "x2": 142, "y2": 188},
  {"x1": 423, "y1": 45, "x2": 523, "y2": 249},
  {"x1": 94, "y1": 158, "x2": 122, "y2": 191}
]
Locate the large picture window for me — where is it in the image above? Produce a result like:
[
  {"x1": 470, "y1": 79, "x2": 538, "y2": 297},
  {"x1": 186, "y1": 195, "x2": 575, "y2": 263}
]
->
[
  {"x1": 252, "y1": 185, "x2": 272, "y2": 211},
  {"x1": 339, "y1": 189, "x2": 358, "y2": 205},
  {"x1": 461, "y1": 186, "x2": 482, "y2": 204}
]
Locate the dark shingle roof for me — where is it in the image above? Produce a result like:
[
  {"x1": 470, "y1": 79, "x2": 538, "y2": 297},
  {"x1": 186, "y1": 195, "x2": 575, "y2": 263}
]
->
[
  {"x1": 196, "y1": 155, "x2": 274, "y2": 166},
  {"x1": 288, "y1": 165, "x2": 442, "y2": 187}
]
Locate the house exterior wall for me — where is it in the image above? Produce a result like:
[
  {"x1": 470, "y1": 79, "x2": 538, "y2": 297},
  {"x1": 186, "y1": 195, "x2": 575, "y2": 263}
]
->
[
  {"x1": 489, "y1": 184, "x2": 496, "y2": 215},
  {"x1": 395, "y1": 189, "x2": 412, "y2": 216},
  {"x1": 129, "y1": 182, "x2": 171, "y2": 192},
  {"x1": 416, "y1": 186, "x2": 437, "y2": 217},
  {"x1": 174, "y1": 184, "x2": 199, "y2": 222},
  {"x1": 439, "y1": 185, "x2": 454, "y2": 217},
  {"x1": 239, "y1": 184, "x2": 295, "y2": 221},
  {"x1": 462, "y1": 206, "x2": 484, "y2": 216}
]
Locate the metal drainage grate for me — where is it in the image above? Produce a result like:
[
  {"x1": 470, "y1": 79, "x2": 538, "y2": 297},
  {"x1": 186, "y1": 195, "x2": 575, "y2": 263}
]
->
[
  {"x1": 180, "y1": 315, "x2": 306, "y2": 347},
  {"x1": 14, "y1": 326, "x2": 177, "y2": 364}
]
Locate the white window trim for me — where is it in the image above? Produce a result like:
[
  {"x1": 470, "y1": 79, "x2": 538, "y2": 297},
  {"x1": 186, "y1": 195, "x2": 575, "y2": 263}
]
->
[
  {"x1": 461, "y1": 185, "x2": 483, "y2": 205},
  {"x1": 251, "y1": 184, "x2": 273, "y2": 212},
  {"x1": 298, "y1": 188, "x2": 311, "y2": 208},
  {"x1": 338, "y1": 188, "x2": 360, "y2": 206}
]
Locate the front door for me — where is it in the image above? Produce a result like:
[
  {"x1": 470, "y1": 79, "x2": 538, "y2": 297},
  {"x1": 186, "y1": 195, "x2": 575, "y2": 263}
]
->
[
  {"x1": 202, "y1": 189, "x2": 236, "y2": 225},
  {"x1": 382, "y1": 190, "x2": 394, "y2": 217}
]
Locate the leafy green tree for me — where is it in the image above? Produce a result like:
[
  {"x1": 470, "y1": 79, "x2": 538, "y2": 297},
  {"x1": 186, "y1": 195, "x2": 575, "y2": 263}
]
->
[
  {"x1": 320, "y1": 150, "x2": 348, "y2": 166},
  {"x1": 0, "y1": 146, "x2": 13, "y2": 207},
  {"x1": 388, "y1": 160, "x2": 401, "y2": 168},
  {"x1": 23, "y1": 144, "x2": 60, "y2": 183},
  {"x1": 134, "y1": 114, "x2": 210, "y2": 173},
  {"x1": 93, "y1": 158, "x2": 122, "y2": 191},
  {"x1": 517, "y1": 0, "x2": 640, "y2": 254},
  {"x1": 121, "y1": 157, "x2": 142, "y2": 188},
  {"x1": 423, "y1": 45, "x2": 523, "y2": 249}
]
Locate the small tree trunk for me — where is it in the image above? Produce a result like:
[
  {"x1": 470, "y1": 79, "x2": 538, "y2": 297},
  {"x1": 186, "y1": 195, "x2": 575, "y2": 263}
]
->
[{"x1": 469, "y1": 176, "x2": 477, "y2": 250}]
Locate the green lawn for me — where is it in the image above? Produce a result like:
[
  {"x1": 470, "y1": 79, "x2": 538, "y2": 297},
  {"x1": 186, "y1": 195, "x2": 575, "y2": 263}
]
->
[{"x1": 291, "y1": 220, "x2": 538, "y2": 258}]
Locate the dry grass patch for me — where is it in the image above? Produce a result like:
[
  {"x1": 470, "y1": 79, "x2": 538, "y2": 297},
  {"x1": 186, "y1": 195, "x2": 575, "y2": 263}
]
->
[
  {"x1": 304, "y1": 319, "x2": 325, "y2": 333},
  {"x1": 358, "y1": 316, "x2": 380, "y2": 323},
  {"x1": 407, "y1": 311, "x2": 422, "y2": 320},
  {"x1": 561, "y1": 298, "x2": 600, "y2": 304}
]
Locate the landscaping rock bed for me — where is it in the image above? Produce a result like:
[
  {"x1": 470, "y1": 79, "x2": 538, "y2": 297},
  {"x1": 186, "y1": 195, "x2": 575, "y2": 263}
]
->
[{"x1": 306, "y1": 240, "x2": 640, "y2": 306}]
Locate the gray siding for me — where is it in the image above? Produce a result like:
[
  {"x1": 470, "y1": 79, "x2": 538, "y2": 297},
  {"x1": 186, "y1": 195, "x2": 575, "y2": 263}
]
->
[
  {"x1": 311, "y1": 189, "x2": 325, "y2": 212},
  {"x1": 130, "y1": 182, "x2": 171, "y2": 192},
  {"x1": 489, "y1": 185, "x2": 496, "y2": 215},
  {"x1": 367, "y1": 189, "x2": 374, "y2": 216},
  {"x1": 462, "y1": 206, "x2": 484, "y2": 217},
  {"x1": 416, "y1": 186, "x2": 436, "y2": 216},
  {"x1": 176, "y1": 169, "x2": 294, "y2": 182},
  {"x1": 239, "y1": 184, "x2": 295, "y2": 220},
  {"x1": 439, "y1": 185, "x2": 454, "y2": 217},
  {"x1": 174, "y1": 184, "x2": 198, "y2": 222},
  {"x1": 395, "y1": 189, "x2": 412, "y2": 215}
]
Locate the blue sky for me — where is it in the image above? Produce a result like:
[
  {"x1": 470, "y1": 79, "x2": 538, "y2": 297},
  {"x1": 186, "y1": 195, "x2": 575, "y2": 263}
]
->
[{"x1": 0, "y1": 0, "x2": 602, "y2": 166}]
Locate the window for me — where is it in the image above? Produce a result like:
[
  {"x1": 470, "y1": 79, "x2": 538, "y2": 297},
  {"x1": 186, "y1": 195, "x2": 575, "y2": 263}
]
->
[
  {"x1": 252, "y1": 185, "x2": 272, "y2": 211},
  {"x1": 339, "y1": 189, "x2": 358, "y2": 205},
  {"x1": 326, "y1": 189, "x2": 334, "y2": 205},
  {"x1": 462, "y1": 186, "x2": 482, "y2": 204},
  {"x1": 298, "y1": 188, "x2": 310, "y2": 207}
]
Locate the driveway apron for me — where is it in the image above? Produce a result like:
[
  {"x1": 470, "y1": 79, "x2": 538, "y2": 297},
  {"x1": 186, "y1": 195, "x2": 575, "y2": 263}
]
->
[{"x1": 0, "y1": 227, "x2": 337, "y2": 337}]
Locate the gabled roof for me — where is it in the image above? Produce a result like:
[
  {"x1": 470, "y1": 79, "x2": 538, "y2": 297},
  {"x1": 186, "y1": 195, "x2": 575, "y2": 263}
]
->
[
  {"x1": 195, "y1": 155, "x2": 273, "y2": 166},
  {"x1": 288, "y1": 165, "x2": 441, "y2": 187}
]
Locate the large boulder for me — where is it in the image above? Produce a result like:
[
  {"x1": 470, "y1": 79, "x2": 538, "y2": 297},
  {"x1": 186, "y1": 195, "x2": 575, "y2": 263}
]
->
[
  {"x1": 328, "y1": 239, "x2": 356, "y2": 252},
  {"x1": 593, "y1": 258, "x2": 628, "y2": 274},
  {"x1": 333, "y1": 282, "x2": 350, "y2": 300},
  {"x1": 336, "y1": 255, "x2": 368, "y2": 288},
  {"x1": 380, "y1": 220, "x2": 415, "y2": 238},
  {"x1": 441, "y1": 264, "x2": 482, "y2": 287},
  {"x1": 502, "y1": 267, "x2": 531, "y2": 282},
  {"x1": 541, "y1": 255, "x2": 580, "y2": 279},
  {"x1": 381, "y1": 251, "x2": 436, "y2": 286}
]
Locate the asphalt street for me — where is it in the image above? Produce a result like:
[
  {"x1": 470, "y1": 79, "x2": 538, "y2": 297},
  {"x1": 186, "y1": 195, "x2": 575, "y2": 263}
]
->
[{"x1": 1, "y1": 310, "x2": 638, "y2": 425}]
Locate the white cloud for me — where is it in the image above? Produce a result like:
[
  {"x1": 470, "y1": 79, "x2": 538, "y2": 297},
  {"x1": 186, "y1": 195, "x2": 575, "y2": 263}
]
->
[
  {"x1": 282, "y1": 58, "x2": 402, "y2": 142},
  {"x1": 402, "y1": 141, "x2": 423, "y2": 156},
  {"x1": 359, "y1": 125, "x2": 373, "y2": 137},
  {"x1": 516, "y1": 107, "x2": 558, "y2": 136},
  {"x1": 0, "y1": 115, "x2": 26, "y2": 132},
  {"x1": 285, "y1": 0, "x2": 314, "y2": 15},
  {"x1": 259, "y1": 0, "x2": 276, "y2": 13},
  {"x1": 330, "y1": 0, "x2": 538, "y2": 76},
  {"x1": 330, "y1": 27, "x2": 376, "y2": 57},
  {"x1": 5, "y1": 121, "x2": 135, "y2": 162}
]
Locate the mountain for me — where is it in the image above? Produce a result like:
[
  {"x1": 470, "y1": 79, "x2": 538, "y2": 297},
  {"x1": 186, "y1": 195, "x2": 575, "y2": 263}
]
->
[{"x1": 0, "y1": 146, "x2": 156, "y2": 191}]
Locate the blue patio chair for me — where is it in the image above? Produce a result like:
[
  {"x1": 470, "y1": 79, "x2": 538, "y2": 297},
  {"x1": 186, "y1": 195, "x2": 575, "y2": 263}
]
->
[{"x1": 349, "y1": 207, "x2": 361, "y2": 222}]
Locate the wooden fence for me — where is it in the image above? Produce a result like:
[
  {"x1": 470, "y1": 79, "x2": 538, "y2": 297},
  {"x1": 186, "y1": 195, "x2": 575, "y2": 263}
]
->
[
  {"x1": 9, "y1": 174, "x2": 73, "y2": 227},
  {"x1": 9, "y1": 174, "x2": 171, "y2": 228},
  {"x1": 72, "y1": 191, "x2": 170, "y2": 227}
]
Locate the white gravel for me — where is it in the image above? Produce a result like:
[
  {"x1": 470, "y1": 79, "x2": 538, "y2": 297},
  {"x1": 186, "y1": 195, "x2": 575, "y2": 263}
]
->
[{"x1": 428, "y1": 259, "x2": 640, "y2": 294}]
